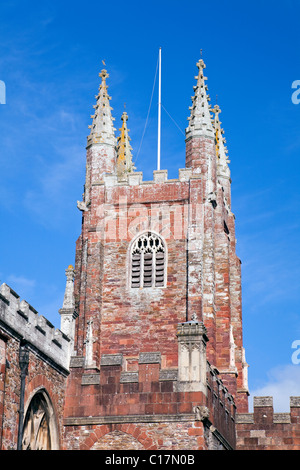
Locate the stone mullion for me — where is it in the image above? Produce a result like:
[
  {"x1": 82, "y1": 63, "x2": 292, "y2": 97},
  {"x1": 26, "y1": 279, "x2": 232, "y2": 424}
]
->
[
  {"x1": 151, "y1": 249, "x2": 155, "y2": 288},
  {"x1": 141, "y1": 251, "x2": 144, "y2": 288}
]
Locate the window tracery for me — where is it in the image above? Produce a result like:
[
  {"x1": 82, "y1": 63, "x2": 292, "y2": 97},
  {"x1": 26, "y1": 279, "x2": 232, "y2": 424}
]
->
[{"x1": 131, "y1": 232, "x2": 166, "y2": 288}]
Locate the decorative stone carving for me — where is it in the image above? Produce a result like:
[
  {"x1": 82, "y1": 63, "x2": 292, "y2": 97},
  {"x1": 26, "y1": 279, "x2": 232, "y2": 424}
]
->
[
  {"x1": 84, "y1": 320, "x2": 97, "y2": 369},
  {"x1": 191, "y1": 312, "x2": 198, "y2": 322},
  {"x1": 177, "y1": 321, "x2": 208, "y2": 394},
  {"x1": 193, "y1": 405, "x2": 210, "y2": 421},
  {"x1": 186, "y1": 58, "x2": 214, "y2": 139},
  {"x1": 87, "y1": 68, "x2": 117, "y2": 148},
  {"x1": 77, "y1": 200, "x2": 89, "y2": 212},
  {"x1": 61, "y1": 266, "x2": 75, "y2": 310},
  {"x1": 207, "y1": 191, "x2": 217, "y2": 207}
]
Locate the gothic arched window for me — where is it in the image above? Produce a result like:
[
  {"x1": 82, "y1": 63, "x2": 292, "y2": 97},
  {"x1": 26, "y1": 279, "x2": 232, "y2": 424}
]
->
[
  {"x1": 22, "y1": 389, "x2": 59, "y2": 450},
  {"x1": 130, "y1": 232, "x2": 166, "y2": 288}
]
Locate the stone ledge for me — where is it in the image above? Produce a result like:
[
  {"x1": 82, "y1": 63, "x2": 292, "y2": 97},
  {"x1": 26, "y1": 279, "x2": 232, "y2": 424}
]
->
[
  {"x1": 100, "y1": 353, "x2": 123, "y2": 366},
  {"x1": 138, "y1": 352, "x2": 161, "y2": 364},
  {"x1": 159, "y1": 369, "x2": 178, "y2": 381},
  {"x1": 81, "y1": 373, "x2": 100, "y2": 385},
  {"x1": 236, "y1": 413, "x2": 254, "y2": 424},
  {"x1": 70, "y1": 356, "x2": 85, "y2": 368},
  {"x1": 253, "y1": 396, "x2": 273, "y2": 407},
  {"x1": 273, "y1": 413, "x2": 291, "y2": 424},
  {"x1": 120, "y1": 372, "x2": 139, "y2": 383},
  {"x1": 64, "y1": 413, "x2": 196, "y2": 427},
  {"x1": 290, "y1": 396, "x2": 300, "y2": 407}
]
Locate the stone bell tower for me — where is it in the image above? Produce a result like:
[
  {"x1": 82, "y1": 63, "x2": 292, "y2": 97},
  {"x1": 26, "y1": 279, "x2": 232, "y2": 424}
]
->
[
  {"x1": 62, "y1": 58, "x2": 249, "y2": 450},
  {"x1": 184, "y1": 58, "x2": 249, "y2": 411}
]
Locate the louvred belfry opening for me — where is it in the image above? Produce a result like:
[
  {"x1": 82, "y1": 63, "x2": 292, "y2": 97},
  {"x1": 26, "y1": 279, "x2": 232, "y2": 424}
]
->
[{"x1": 131, "y1": 232, "x2": 166, "y2": 288}]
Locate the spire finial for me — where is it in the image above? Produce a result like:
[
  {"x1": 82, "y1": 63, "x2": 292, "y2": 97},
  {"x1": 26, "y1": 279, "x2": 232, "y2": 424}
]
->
[
  {"x1": 99, "y1": 68, "x2": 108, "y2": 80},
  {"x1": 87, "y1": 65, "x2": 116, "y2": 146},
  {"x1": 59, "y1": 265, "x2": 77, "y2": 355},
  {"x1": 212, "y1": 103, "x2": 230, "y2": 174},
  {"x1": 117, "y1": 110, "x2": 135, "y2": 178},
  {"x1": 186, "y1": 56, "x2": 214, "y2": 139},
  {"x1": 62, "y1": 265, "x2": 75, "y2": 310}
]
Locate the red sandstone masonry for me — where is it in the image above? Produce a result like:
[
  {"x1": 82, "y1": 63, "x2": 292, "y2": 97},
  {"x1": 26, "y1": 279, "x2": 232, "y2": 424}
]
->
[
  {"x1": 236, "y1": 396, "x2": 300, "y2": 450},
  {"x1": 76, "y1": 181, "x2": 196, "y2": 365},
  {"x1": 63, "y1": 362, "x2": 235, "y2": 449},
  {"x1": 65, "y1": 422, "x2": 205, "y2": 450},
  {"x1": 0, "y1": 331, "x2": 67, "y2": 450},
  {"x1": 63, "y1": 345, "x2": 236, "y2": 448}
]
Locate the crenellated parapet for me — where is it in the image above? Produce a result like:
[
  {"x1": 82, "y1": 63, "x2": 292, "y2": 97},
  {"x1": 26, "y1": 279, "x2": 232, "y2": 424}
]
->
[
  {"x1": 79, "y1": 167, "x2": 196, "y2": 191},
  {"x1": 236, "y1": 396, "x2": 300, "y2": 449},
  {"x1": 0, "y1": 283, "x2": 70, "y2": 372},
  {"x1": 64, "y1": 320, "x2": 236, "y2": 449}
]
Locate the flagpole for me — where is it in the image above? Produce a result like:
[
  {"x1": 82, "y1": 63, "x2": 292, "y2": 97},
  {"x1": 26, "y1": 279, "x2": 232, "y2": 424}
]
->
[{"x1": 157, "y1": 47, "x2": 161, "y2": 171}]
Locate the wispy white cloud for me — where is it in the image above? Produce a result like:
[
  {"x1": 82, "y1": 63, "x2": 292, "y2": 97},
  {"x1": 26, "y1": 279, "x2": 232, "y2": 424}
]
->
[
  {"x1": 23, "y1": 142, "x2": 84, "y2": 228},
  {"x1": 7, "y1": 274, "x2": 36, "y2": 289},
  {"x1": 249, "y1": 364, "x2": 300, "y2": 412},
  {"x1": 5, "y1": 274, "x2": 37, "y2": 301}
]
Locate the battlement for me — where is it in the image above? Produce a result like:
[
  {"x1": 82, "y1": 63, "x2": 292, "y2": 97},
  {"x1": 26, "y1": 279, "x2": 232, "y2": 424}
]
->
[
  {"x1": 0, "y1": 282, "x2": 70, "y2": 371},
  {"x1": 206, "y1": 362, "x2": 236, "y2": 447},
  {"x1": 237, "y1": 396, "x2": 300, "y2": 425},
  {"x1": 100, "y1": 168, "x2": 198, "y2": 188},
  {"x1": 65, "y1": 348, "x2": 236, "y2": 448},
  {"x1": 236, "y1": 396, "x2": 300, "y2": 450}
]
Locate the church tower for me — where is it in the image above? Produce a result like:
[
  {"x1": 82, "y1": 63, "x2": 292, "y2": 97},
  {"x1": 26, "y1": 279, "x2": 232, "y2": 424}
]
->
[{"x1": 62, "y1": 58, "x2": 249, "y2": 450}]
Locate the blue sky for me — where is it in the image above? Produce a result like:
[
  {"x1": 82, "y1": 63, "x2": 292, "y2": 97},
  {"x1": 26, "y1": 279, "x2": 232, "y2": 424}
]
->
[{"x1": 0, "y1": 0, "x2": 300, "y2": 412}]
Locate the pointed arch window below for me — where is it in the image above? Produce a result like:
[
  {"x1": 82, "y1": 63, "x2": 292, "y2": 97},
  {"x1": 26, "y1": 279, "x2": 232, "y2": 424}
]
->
[
  {"x1": 131, "y1": 232, "x2": 166, "y2": 288},
  {"x1": 22, "y1": 390, "x2": 59, "y2": 450}
]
